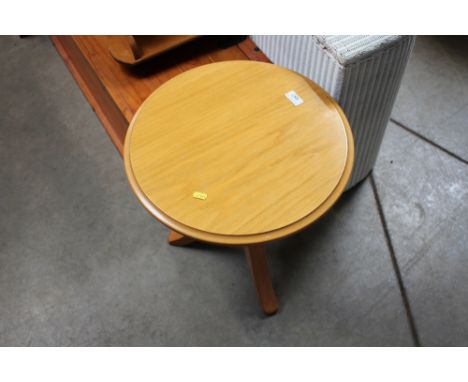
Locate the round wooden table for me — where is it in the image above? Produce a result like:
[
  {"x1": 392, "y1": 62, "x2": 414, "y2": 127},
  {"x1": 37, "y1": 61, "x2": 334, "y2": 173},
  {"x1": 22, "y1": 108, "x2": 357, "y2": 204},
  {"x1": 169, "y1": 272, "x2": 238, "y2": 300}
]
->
[{"x1": 124, "y1": 61, "x2": 354, "y2": 315}]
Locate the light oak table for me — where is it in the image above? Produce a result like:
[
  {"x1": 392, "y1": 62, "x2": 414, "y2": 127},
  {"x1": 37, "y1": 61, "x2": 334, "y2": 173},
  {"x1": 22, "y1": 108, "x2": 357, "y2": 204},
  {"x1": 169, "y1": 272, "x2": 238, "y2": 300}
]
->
[{"x1": 124, "y1": 61, "x2": 354, "y2": 315}]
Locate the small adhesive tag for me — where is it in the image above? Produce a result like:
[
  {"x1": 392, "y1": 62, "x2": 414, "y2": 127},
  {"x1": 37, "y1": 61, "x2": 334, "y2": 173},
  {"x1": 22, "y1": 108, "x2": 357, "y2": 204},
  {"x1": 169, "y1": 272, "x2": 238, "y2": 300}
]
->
[
  {"x1": 285, "y1": 90, "x2": 304, "y2": 106},
  {"x1": 192, "y1": 191, "x2": 207, "y2": 200}
]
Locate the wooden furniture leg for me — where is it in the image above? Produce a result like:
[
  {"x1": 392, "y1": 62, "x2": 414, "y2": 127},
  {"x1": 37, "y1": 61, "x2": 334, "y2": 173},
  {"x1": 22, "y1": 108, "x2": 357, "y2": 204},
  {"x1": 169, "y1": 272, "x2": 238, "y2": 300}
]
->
[
  {"x1": 167, "y1": 230, "x2": 196, "y2": 246},
  {"x1": 125, "y1": 36, "x2": 142, "y2": 60},
  {"x1": 244, "y1": 244, "x2": 279, "y2": 315}
]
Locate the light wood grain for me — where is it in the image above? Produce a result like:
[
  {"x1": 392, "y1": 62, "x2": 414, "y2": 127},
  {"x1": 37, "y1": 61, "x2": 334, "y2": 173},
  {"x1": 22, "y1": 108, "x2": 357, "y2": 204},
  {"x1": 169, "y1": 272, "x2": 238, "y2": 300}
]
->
[{"x1": 125, "y1": 61, "x2": 353, "y2": 244}]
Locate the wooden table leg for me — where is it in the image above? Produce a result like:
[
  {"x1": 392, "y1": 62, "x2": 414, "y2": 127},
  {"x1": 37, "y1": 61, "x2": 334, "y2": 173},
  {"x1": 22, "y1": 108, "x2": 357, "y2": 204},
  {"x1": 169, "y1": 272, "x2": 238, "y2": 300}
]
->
[
  {"x1": 167, "y1": 230, "x2": 196, "y2": 246},
  {"x1": 244, "y1": 244, "x2": 279, "y2": 315}
]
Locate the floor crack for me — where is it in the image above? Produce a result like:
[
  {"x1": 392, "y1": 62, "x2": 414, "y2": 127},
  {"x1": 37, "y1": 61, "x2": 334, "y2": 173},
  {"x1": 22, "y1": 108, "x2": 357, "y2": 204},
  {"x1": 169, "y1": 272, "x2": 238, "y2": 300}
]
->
[
  {"x1": 370, "y1": 174, "x2": 422, "y2": 346},
  {"x1": 390, "y1": 118, "x2": 468, "y2": 166}
]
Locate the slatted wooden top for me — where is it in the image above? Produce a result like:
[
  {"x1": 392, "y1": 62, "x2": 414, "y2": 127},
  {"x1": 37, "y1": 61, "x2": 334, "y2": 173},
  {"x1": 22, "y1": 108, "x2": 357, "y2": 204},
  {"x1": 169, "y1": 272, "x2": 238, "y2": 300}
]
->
[{"x1": 124, "y1": 61, "x2": 354, "y2": 244}]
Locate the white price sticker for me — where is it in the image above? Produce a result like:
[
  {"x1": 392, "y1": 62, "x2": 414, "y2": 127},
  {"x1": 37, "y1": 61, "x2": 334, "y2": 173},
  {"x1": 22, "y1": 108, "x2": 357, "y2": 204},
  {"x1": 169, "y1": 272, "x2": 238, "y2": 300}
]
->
[{"x1": 285, "y1": 90, "x2": 304, "y2": 106}]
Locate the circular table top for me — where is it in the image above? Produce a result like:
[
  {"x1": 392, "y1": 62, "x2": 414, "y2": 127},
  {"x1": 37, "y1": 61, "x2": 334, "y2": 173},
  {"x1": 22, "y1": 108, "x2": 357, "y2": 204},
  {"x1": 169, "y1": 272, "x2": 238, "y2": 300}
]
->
[{"x1": 124, "y1": 61, "x2": 354, "y2": 245}]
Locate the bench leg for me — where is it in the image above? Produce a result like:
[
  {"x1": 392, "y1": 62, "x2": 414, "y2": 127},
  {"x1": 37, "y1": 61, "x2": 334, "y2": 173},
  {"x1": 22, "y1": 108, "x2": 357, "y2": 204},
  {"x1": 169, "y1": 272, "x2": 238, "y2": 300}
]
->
[
  {"x1": 167, "y1": 230, "x2": 196, "y2": 246},
  {"x1": 244, "y1": 244, "x2": 279, "y2": 315}
]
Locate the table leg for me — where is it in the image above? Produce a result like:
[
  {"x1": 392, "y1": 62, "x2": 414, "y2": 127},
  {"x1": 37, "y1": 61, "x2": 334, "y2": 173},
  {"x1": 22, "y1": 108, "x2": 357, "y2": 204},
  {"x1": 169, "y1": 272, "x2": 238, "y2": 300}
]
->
[
  {"x1": 244, "y1": 244, "x2": 279, "y2": 315},
  {"x1": 167, "y1": 230, "x2": 196, "y2": 246}
]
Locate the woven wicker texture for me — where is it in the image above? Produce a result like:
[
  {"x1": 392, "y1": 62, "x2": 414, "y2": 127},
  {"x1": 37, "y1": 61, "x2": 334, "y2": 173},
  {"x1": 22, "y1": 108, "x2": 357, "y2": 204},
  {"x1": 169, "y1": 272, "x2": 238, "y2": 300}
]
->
[{"x1": 251, "y1": 35, "x2": 416, "y2": 188}]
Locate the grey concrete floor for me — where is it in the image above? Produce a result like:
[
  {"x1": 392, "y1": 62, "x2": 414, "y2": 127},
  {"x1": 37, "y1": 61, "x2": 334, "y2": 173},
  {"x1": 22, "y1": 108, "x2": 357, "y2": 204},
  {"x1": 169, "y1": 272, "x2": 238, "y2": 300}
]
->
[{"x1": 0, "y1": 36, "x2": 466, "y2": 346}]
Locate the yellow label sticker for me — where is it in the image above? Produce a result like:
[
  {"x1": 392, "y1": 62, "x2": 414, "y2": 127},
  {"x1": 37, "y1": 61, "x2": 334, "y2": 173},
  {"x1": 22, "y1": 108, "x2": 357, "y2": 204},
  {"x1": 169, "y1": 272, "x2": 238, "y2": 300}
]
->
[{"x1": 192, "y1": 191, "x2": 207, "y2": 200}]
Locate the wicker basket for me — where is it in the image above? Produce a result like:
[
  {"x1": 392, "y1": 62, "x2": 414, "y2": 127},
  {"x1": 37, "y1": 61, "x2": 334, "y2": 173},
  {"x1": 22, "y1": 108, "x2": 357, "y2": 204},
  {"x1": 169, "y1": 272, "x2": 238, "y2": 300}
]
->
[{"x1": 251, "y1": 35, "x2": 416, "y2": 188}]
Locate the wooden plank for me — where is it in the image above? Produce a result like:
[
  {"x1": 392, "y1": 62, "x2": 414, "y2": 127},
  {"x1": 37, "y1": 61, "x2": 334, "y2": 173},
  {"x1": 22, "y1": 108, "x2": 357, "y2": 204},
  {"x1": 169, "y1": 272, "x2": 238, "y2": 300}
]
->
[
  {"x1": 74, "y1": 36, "x2": 158, "y2": 122},
  {"x1": 51, "y1": 36, "x2": 271, "y2": 157},
  {"x1": 109, "y1": 36, "x2": 198, "y2": 66}
]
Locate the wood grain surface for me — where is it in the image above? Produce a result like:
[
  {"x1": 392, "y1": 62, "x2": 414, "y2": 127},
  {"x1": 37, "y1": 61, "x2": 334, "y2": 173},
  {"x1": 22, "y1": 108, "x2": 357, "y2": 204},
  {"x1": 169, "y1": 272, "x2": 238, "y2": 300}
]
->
[
  {"x1": 125, "y1": 61, "x2": 354, "y2": 244},
  {"x1": 72, "y1": 36, "x2": 251, "y2": 123},
  {"x1": 52, "y1": 36, "x2": 256, "y2": 155},
  {"x1": 108, "y1": 36, "x2": 198, "y2": 65}
]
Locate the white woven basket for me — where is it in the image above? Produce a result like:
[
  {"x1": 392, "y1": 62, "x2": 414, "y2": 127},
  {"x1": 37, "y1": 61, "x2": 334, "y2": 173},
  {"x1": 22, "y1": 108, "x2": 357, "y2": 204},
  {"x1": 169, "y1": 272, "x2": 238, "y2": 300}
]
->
[{"x1": 251, "y1": 35, "x2": 416, "y2": 188}]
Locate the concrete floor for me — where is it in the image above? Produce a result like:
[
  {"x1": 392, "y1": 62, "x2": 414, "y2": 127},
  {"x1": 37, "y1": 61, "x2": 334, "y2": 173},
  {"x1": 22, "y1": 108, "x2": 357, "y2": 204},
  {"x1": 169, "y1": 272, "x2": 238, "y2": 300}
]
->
[{"x1": 0, "y1": 36, "x2": 467, "y2": 346}]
